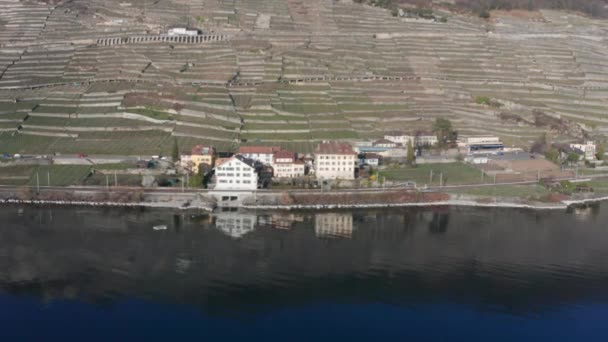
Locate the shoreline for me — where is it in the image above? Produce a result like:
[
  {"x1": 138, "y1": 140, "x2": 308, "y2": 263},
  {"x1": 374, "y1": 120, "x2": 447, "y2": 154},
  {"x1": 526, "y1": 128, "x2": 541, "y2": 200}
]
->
[
  {"x1": 0, "y1": 198, "x2": 215, "y2": 212},
  {"x1": 2, "y1": 193, "x2": 607, "y2": 212}
]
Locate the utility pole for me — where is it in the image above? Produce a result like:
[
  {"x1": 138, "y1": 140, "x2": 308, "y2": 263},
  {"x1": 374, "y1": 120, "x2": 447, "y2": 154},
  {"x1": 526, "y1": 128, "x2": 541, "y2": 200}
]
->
[
  {"x1": 36, "y1": 172, "x2": 40, "y2": 194},
  {"x1": 439, "y1": 172, "x2": 443, "y2": 188},
  {"x1": 114, "y1": 171, "x2": 117, "y2": 187},
  {"x1": 429, "y1": 169, "x2": 433, "y2": 186},
  {"x1": 106, "y1": 174, "x2": 109, "y2": 189},
  {"x1": 47, "y1": 171, "x2": 50, "y2": 186}
]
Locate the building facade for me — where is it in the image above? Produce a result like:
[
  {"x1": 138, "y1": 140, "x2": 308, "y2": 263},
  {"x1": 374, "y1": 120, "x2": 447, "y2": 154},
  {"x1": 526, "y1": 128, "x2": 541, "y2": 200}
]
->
[
  {"x1": 214, "y1": 155, "x2": 258, "y2": 190},
  {"x1": 238, "y1": 146, "x2": 281, "y2": 165},
  {"x1": 273, "y1": 150, "x2": 305, "y2": 178},
  {"x1": 384, "y1": 131, "x2": 415, "y2": 146},
  {"x1": 359, "y1": 153, "x2": 380, "y2": 166},
  {"x1": 415, "y1": 132, "x2": 438, "y2": 147},
  {"x1": 180, "y1": 145, "x2": 215, "y2": 174},
  {"x1": 314, "y1": 142, "x2": 356, "y2": 180},
  {"x1": 570, "y1": 141, "x2": 597, "y2": 161},
  {"x1": 384, "y1": 131, "x2": 437, "y2": 147}
]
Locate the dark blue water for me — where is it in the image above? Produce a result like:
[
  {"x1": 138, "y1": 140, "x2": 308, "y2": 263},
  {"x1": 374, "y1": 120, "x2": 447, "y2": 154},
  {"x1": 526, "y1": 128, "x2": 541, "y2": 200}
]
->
[{"x1": 1, "y1": 204, "x2": 607, "y2": 341}]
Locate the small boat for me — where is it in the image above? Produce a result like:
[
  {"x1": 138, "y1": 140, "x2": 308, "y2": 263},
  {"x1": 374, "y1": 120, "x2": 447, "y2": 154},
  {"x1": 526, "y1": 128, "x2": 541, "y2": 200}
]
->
[{"x1": 153, "y1": 225, "x2": 167, "y2": 231}]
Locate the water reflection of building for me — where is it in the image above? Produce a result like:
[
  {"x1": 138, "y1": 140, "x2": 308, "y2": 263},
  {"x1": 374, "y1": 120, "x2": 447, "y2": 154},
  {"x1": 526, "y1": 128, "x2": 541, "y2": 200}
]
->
[
  {"x1": 315, "y1": 213, "x2": 354, "y2": 239},
  {"x1": 214, "y1": 213, "x2": 257, "y2": 238},
  {"x1": 258, "y1": 213, "x2": 304, "y2": 230}
]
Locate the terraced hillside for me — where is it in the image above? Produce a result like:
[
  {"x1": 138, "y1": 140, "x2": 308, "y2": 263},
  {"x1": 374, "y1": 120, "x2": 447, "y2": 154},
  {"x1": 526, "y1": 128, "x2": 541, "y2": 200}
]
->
[{"x1": 1, "y1": 0, "x2": 608, "y2": 155}]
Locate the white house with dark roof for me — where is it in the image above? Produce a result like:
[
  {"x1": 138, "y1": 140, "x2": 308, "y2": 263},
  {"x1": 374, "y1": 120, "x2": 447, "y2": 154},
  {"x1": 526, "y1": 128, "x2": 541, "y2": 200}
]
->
[
  {"x1": 238, "y1": 146, "x2": 280, "y2": 166},
  {"x1": 214, "y1": 155, "x2": 259, "y2": 190}
]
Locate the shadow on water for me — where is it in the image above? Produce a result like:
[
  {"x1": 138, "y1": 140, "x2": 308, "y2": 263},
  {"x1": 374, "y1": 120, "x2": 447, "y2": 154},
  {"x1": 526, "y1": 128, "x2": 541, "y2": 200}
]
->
[{"x1": 0, "y1": 204, "x2": 608, "y2": 318}]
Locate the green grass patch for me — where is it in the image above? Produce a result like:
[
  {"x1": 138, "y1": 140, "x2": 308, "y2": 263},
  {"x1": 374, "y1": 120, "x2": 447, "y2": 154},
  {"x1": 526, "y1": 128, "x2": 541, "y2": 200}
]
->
[
  {"x1": 27, "y1": 165, "x2": 93, "y2": 187},
  {"x1": 379, "y1": 163, "x2": 483, "y2": 186}
]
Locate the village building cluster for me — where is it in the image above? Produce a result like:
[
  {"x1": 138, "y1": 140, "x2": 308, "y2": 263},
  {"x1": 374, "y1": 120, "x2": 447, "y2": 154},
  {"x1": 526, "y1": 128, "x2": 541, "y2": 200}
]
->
[
  {"x1": 177, "y1": 128, "x2": 601, "y2": 191},
  {"x1": 178, "y1": 141, "x2": 358, "y2": 190}
]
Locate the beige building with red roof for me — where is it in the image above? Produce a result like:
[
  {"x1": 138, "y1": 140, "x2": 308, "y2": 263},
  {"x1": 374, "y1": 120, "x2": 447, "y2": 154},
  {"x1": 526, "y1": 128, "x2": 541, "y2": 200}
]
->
[
  {"x1": 180, "y1": 145, "x2": 215, "y2": 174},
  {"x1": 273, "y1": 150, "x2": 305, "y2": 178},
  {"x1": 314, "y1": 142, "x2": 356, "y2": 180}
]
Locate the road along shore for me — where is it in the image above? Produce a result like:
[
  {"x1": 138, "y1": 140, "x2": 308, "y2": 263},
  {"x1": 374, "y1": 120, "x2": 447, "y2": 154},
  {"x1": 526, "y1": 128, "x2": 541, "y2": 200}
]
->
[{"x1": 0, "y1": 186, "x2": 606, "y2": 212}]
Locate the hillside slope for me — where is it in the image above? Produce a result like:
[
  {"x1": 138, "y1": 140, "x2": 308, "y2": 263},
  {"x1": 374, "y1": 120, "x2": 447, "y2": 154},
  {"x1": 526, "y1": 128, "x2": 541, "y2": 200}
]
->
[{"x1": 1, "y1": 0, "x2": 607, "y2": 155}]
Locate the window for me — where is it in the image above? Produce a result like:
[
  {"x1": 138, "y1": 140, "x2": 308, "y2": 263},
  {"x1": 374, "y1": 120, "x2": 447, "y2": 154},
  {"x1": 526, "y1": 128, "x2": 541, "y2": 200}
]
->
[{"x1": 243, "y1": 180, "x2": 251, "y2": 184}]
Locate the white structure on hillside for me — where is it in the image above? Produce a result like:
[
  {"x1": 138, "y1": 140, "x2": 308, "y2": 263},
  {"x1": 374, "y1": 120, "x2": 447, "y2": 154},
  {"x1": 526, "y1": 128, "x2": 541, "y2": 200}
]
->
[
  {"x1": 314, "y1": 142, "x2": 356, "y2": 180},
  {"x1": 168, "y1": 27, "x2": 199, "y2": 36},
  {"x1": 238, "y1": 146, "x2": 280, "y2": 165},
  {"x1": 214, "y1": 155, "x2": 258, "y2": 190},
  {"x1": 458, "y1": 136, "x2": 504, "y2": 153},
  {"x1": 415, "y1": 132, "x2": 438, "y2": 146},
  {"x1": 384, "y1": 131, "x2": 415, "y2": 146},
  {"x1": 570, "y1": 141, "x2": 597, "y2": 161},
  {"x1": 384, "y1": 131, "x2": 437, "y2": 147},
  {"x1": 273, "y1": 150, "x2": 305, "y2": 178}
]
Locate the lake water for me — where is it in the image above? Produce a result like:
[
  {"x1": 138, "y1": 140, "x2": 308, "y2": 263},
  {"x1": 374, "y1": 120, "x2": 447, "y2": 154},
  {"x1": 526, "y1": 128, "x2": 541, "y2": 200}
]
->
[{"x1": 1, "y1": 204, "x2": 608, "y2": 341}]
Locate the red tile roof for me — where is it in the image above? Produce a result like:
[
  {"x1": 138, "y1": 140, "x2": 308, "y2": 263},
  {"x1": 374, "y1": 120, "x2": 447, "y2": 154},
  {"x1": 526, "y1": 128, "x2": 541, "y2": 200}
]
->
[
  {"x1": 215, "y1": 157, "x2": 230, "y2": 167},
  {"x1": 314, "y1": 142, "x2": 355, "y2": 155},
  {"x1": 191, "y1": 145, "x2": 215, "y2": 156},
  {"x1": 239, "y1": 146, "x2": 281, "y2": 154},
  {"x1": 273, "y1": 150, "x2": 296, "y2": 163}
]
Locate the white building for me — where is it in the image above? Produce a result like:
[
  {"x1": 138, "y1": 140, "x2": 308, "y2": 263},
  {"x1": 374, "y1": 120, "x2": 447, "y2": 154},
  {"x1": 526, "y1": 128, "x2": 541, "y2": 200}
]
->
[
  {"x1": 415, "y1": 132, "x2": 438, "y2": 147},
  {"x1": 168, "y1": 27, "x2": 199, "y2": 36},
  {"x1": 384, "y1": 131, "x2": 437, "y2": 147},
  {"x1": 373, "y1": 139, "x2": 398, "y2": 148},
  {"x1": 314, "y1": 142, "x2": 356, "y2": 180},
  {"x1": 384, "y1": 131, "x2": 415, "y2": 146},
  {"x1": 238, "y1": 146, "x2": 280, "y2": 166},
  {"x1": 273, "y1": 150, "x2": 305, "y2": 178},
  {"x1": 214, "y1": 155, "x2": 258, "y2": 190},
  {"x1": 359, "y1": 153, "x2": 380, "y2": 166},
  {"x1": 570, "y1": 141, "x2": 597, "y2": 161}
]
